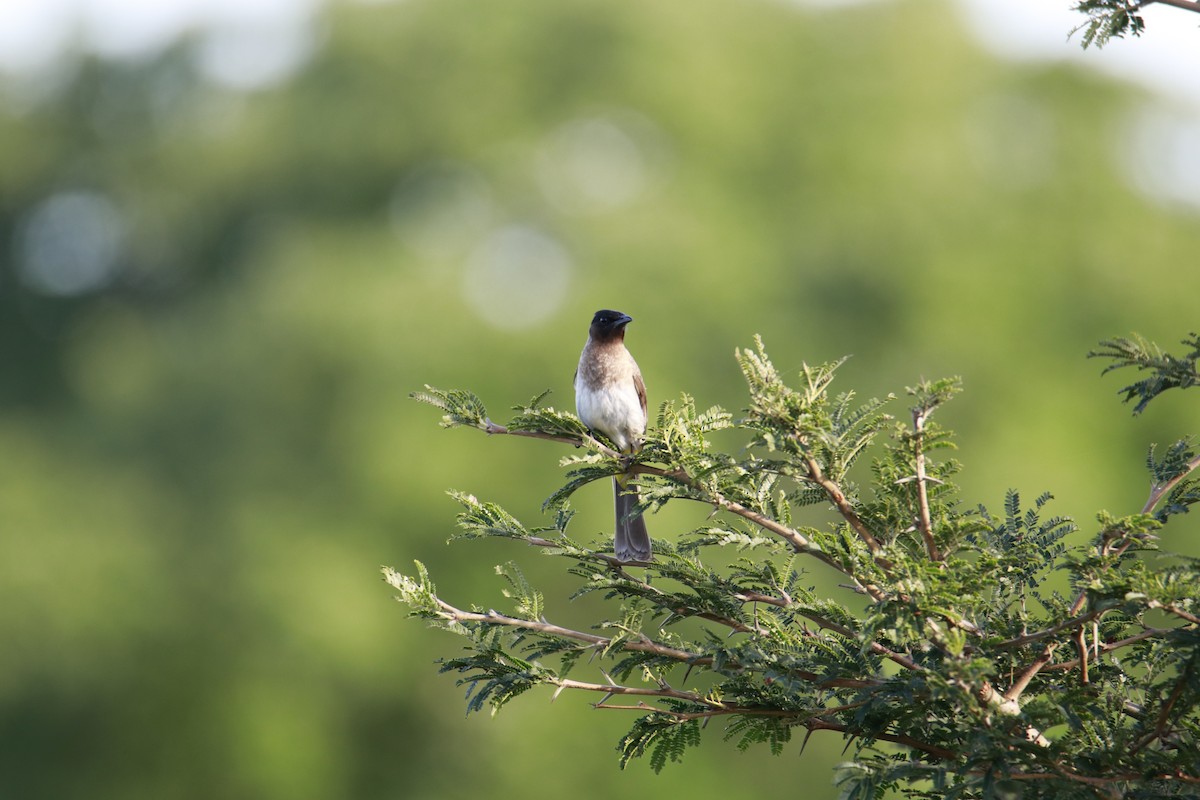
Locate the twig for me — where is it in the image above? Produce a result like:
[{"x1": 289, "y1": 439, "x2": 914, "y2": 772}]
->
[
  {"x1": 433, "y1": 598, "x2": 709, "y2": 664},
  {"x1": 633, "y1": 463, "x2": 888, "y2": 602},
  {"x1": 1056, "y1": 452, "x2": 1200, "y2": 623},
  {"x1": 1131, "y1": 666, "x2": 1190, "y2": 754},
  {"x1": 1138, "y1": 0, "x2": 1200, "y2": 15},
  {"x1": 1001, "y1": 768, "x2": 1200, "y2": 787},
  {"x1": 803, "y1": 717, "x2": 957, "y2": 760},
  {"x1": 911, "y1": 406, "x2": 943, "y2": 561},
  {"x1": 799, "y1": 610, "x2": 925, "y2": 673},
  {"x1": 1004, "y1": 645, "x2": 1055, "y2": 705},
  {"x1": 430, "y1": 596, "x2": 879, "y2": 690},
  {"x1": 1153, "y1": 601, "x2": 1200, "y2": 626},
  {"x1": 993, "y1": 609, "x2": 1102, "y2": 649},
  {"x1": 483, "y1": 419, "x2": 620, "y2": 458},
  {"x1": 1142, "y1": 452, "x2": 1200, "y2": 515},
  {"x1": 555, "y1": 677, "x2": 716, "y2": 705},
  {"x1": 798, "y1": 450, "x2": 884, "y2": 555},
  {"x1": 1043, "y1": 627, "x2": 1171, "y2": 671},
  {"x1": 585, "y1": 682, "x2": 958, "y2": 760},
  {"x1": 524, "y1": 535, "x2": 771, "y2": 636},
  {"x1": 1073, "y1": 626, "x2": 1089, "y2": 685}
]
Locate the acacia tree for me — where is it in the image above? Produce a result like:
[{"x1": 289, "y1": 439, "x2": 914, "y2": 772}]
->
[{"x1": 386, "y1": 333, "x2": 1200, "y2": 799}]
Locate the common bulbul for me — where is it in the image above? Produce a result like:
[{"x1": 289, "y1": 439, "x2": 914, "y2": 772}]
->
[{"x1": 574, "y1": 309, "x2": 651, "y2": 562}]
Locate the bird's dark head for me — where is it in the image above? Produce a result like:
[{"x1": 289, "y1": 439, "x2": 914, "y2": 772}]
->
[{"x1": 588, "y1": 309, "x2": 633, "y2": 341}]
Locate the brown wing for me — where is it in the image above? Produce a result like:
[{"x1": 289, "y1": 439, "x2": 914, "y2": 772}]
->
[{"x1": 633, "y1": 369, "x2": 648, "y2": 424}]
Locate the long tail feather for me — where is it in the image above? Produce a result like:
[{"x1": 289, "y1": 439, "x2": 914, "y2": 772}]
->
[{"x1": 613, "y1": 477, "x2": 651, "y2": 562}]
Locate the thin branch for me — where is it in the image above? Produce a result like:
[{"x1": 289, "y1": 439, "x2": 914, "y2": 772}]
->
[
  {"x1": 1004, "y1": 645, "x2": 1055, "y2": 704},
  {"x1": 1139, "y1": 0, "x2": 1200, "y2": 14},
  {"x1": 619, "y1": 701, "x2": 956, "y2": 760},
  {"x1": 1142, "y1": 451, "x2": 1200, "y2": 514},
  {"x1": 731, "y1": 589, "x2": 924, "y2": 674},
  {"x1": 554, "y1": 677, "x2": 717, "y2": 705},
  {"x1": 431, "y1": 596, "x2": 881, "y2": 690},
  {"x1": 1153, "y1": 601, "x2": 1200, "y2": 626},
  {"x1": 433, "y1": 598, "x2": 709, "y2": 664},
  {"x1": 483, "y1": 419, "x2": 620, "y2": 458},
  {"x1": 1002, "y1": 769, "x2": 1200, "y2": 787},
  {"x1": 633, "y1": 465, "x2": 830, "y2": 558},
  {"x1": 993, "y1": 609, "x2": 1103, "y2": 649},
  {"x1": 1073, "y1": 625, "x2": 1089, "y2": 685},
  {"x1": 1055, "y1": 453, "x2": 1200, "y2": 623},
  {"x1": 633, "y1": 463, "x2": 888, "y2": 602},
  {"x1": 527, "y1": 532, "x2": 908, "y2": 681},
  {"x1": 799, "y1": 610, "x2": 926, "y2": 673},
  {"x1": 911, "y1": 406, "x2": 943, "y2": 561},
  {"x1": 1043, "y1": 627, "x2": 1172, "y2": 671},
  {"x1": 798, "y1": 450, "x2": 884, "y2": 554},
  {"x1": 1131, "y1": 665, "x2": 1190, "y2": 754},
  {"x1": 803, "y1": 717, "x2": 958, "y2": 760},
  {"x1": 586, "y1": 684, "x2": 959, "y2": 760},
  {"x1": 733, "y1": 590, "x2": 790, "y2": 608},
  {"x1": 523, "y1": 535, "x2": 771, "y2": 636}
]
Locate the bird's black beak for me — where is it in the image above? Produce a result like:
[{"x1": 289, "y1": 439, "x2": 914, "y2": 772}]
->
[{"x1": 617, "y1": 314, "x2": 633, "y2": 327}]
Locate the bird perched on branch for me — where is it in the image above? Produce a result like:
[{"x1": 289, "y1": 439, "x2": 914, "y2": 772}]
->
[{"x1": 574, "y1": 309, "x2": 651, "y2": 562}]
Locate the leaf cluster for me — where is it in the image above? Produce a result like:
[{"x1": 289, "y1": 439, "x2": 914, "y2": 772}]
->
[
  {"x1": 1069, "y1": 0, "x2": 1147, "y2": 49},
  {"x1": 1090, "y1": 333, "x2": 1200, "y2": 415}
]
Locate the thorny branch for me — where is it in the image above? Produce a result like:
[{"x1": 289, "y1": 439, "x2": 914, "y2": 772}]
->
[
  {"x1": 911, "y1": 405, "x2": 943, "y2": 562},
  {"x1": 797, "y1": 448, "x2": 884, "y2": 555}
]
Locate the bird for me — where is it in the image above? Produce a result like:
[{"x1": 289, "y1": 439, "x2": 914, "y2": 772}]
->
[{"x1": 574, "y1": 309, "x2": 651, "y2": 563}]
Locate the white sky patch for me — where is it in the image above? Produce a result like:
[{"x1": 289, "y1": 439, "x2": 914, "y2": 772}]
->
[
  {"x1": 0, "y1": 0, "x2": 76, "y2": 76},
  {"x1": 0, "y1": 0, "x2": 321, "y2": 90}
]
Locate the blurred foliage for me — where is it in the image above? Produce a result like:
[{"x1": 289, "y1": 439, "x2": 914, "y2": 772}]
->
[{"x1": 0, "y1": 0, "x2": 1198, "y2": 798}]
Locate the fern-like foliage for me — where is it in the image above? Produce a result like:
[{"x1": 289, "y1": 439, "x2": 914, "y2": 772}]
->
[
  {"x1": 410, "y1": 385, "x2": 490, "y2": 428},
  {"x1": 387, "y1": 334, "x2": 1200, "y2": 798},
  {"x1": 1090, "y1": 333, "x2": 1200, "y2": 415},
  {"x1": 1069, "y1": 0, "x2": 1147, "y2": 49}
]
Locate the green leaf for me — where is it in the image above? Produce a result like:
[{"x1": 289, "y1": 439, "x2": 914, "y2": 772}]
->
[{"x1": 411, "y1": 385, "x2": 490, "y2": 428}]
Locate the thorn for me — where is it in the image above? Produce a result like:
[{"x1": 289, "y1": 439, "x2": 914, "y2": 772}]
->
[{"x1": 799, "y1": 727, "x2": 815, "y2": 756}]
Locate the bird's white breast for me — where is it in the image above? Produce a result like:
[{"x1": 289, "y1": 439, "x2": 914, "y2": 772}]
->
[{"x1": 575, "y1": 368, "x2": 645, "y2": 452}]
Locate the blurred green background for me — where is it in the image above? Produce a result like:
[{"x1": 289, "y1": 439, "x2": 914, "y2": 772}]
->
[{"x1": 2, "y1": 0, "x2": 1198, "y2": 797}]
